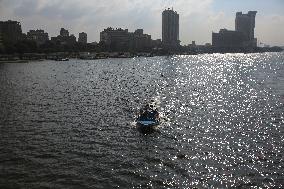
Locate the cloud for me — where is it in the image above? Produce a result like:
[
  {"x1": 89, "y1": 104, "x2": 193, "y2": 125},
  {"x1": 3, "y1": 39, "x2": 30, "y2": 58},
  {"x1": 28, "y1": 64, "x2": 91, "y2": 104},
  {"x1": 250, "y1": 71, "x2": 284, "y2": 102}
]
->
[
  {"x1": 0, "y1": 0, "x2": 283, "y2": 45},
  {"x1": 256, "y1": 14, "x2": 284, "y2": 46}
]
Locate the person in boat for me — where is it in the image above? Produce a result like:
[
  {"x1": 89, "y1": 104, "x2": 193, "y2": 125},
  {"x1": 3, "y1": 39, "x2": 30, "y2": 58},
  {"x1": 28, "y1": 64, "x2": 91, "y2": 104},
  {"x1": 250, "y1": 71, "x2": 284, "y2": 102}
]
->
[
  {"x1": 140, "y1": 110, "x2": 148, "y2": 120},
  {"x1": 153, "y1": 109, "x2": 159, "y2": 119},
  {"x1": 139, "y1": 104, "x2": 159, "y2": 121},
  {"x1": 139, "y1": 104, "x2": 151, "y2": 120}
]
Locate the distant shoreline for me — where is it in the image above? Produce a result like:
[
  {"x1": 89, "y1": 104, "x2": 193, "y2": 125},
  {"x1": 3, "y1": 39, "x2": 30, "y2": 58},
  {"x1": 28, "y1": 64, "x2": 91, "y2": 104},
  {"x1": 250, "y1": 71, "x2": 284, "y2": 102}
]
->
[
  {"x1": 0, "y1": 60, "x2": 29, "y2": 63},
  {"x1": 0, "y1": 50, "x2": 283, "y2": 63}
]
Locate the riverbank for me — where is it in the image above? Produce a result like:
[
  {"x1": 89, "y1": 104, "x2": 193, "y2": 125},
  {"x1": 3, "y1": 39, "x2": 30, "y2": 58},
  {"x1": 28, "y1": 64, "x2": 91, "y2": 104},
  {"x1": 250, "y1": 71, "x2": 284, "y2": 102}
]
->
[
  {"x1": 0, "y1": 60, "x2": 29, "y2": 63},
  {"x1": 0, "y1": 48, "x2": 283, "y2": 63}
]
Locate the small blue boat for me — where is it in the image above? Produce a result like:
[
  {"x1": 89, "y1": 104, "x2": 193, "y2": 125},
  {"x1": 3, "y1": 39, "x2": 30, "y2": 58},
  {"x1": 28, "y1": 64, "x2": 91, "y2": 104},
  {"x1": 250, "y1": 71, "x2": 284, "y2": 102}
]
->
[{"x1": 136, "y1": 105, "x2": 160, "y2": 133}]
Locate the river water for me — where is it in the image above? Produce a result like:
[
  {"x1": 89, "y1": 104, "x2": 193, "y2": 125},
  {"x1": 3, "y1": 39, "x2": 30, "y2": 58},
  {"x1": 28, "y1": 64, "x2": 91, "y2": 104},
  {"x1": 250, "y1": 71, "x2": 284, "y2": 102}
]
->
[{"x1": 0, "y1": 53, "x2": 284, "y2": 188}]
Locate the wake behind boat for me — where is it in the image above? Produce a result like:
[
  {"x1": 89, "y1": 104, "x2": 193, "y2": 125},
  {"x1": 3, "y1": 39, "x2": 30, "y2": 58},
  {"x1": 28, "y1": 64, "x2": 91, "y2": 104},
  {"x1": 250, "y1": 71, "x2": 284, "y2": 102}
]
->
[{"x1": 136, "y1": 104, "x2": 160, "y2": 133}]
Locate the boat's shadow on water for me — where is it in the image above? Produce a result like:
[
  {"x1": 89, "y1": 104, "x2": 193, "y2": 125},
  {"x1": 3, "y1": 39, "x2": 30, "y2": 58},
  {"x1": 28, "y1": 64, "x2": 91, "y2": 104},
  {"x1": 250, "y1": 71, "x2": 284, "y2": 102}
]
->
[
  {"x1": 136, "y1": 124, "x2": 158, "y2": 135},
  {"x1": 135, "y1": 121, "x2": 169, "y2": 135}
]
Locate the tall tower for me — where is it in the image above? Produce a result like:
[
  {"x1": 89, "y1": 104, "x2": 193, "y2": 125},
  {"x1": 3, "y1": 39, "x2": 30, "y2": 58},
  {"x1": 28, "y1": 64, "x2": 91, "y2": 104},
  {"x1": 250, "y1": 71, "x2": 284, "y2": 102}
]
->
[
  {"x1": 162, "y1": 8, "x2": 179, "y2": 48},
  {"x1": 235, "y1": 11, "x2": 257, "y2": 47}
]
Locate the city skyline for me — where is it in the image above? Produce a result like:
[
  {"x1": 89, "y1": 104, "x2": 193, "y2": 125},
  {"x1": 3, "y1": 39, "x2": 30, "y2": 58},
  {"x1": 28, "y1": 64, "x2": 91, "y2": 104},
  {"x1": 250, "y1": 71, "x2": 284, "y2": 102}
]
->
[{"x1": 0, "y1": 0, "x2": 284, "y2": 46}]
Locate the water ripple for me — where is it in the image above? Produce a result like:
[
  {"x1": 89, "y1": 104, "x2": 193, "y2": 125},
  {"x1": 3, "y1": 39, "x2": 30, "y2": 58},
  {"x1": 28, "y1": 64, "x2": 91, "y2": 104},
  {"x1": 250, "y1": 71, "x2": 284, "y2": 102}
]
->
[{"x1": 0, "y1": 52, "x2": 284, "y2": 188}]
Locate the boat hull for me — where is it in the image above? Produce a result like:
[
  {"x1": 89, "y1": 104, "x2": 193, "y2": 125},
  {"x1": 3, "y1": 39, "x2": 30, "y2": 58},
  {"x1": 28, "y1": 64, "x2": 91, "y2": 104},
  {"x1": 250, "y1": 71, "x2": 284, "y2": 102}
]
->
[{"x1": 136, "y1": 120, "x2": 160, "y2": 133}]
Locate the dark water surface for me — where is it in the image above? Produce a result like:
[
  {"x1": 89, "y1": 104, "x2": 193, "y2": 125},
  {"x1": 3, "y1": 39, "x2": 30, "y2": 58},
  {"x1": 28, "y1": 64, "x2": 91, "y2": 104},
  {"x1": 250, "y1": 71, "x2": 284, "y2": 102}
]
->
[{"x1": 0, "y1": 53, "x2": 284, "y2": 188}]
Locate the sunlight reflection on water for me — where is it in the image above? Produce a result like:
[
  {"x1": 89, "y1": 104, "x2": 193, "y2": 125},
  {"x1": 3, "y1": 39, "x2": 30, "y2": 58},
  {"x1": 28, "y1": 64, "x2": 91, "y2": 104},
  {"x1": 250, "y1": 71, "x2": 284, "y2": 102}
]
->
[{"x1": 0, "y1": 52, "x2": 283, "y2": 188}]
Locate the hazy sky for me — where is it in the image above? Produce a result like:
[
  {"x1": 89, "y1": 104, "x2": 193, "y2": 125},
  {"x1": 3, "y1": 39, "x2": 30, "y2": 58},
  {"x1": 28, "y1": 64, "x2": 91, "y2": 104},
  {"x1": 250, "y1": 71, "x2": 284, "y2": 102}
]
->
[{"x1": 1, "y1": 0, "x2": 284, "y2": 46}]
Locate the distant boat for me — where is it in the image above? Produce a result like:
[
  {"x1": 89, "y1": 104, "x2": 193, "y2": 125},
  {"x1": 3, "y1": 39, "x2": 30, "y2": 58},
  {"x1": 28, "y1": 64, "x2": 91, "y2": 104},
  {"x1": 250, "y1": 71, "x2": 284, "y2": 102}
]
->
[
  {"x1": 136, "y1": 104, "x2": 160, "y2": 133},
  {"x1": 79, "y1": 52, "x2": 97, "y2": 60},
  {"x1": 79, "y1": 56, "x2": 96, "y2": 60},
  {"x1": 55, "y1": 58, "x2": 69, "y2": 61}
]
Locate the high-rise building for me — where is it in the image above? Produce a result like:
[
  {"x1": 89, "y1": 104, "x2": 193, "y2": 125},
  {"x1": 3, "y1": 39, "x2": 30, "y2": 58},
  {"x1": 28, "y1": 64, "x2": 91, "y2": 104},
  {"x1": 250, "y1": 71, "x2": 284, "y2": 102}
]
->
[
  {"x1": 60, "y1": 28, "x2": 69, "y2": 37},
  {"x1": 69, "y1": 34, "x2": 76, "y2": 44},
  {"x1": 0, "y1": 20, "x2": 23, "y2": 44},
  {"x1": 212, "y1": 29, "x2": 246, "y2": 47},
  {"x1": 162, "y1": 8, "x2": 179, "y2": 48},
  {"x1": 100, "y1": 27, "x2": 153, "y2": 51},
  {"x1": 51, "y1": 28, "x2": 76, "y2": 45},
  {"x1": 78, "y1": 32, "x2": 87, "y2": 44},
  {"x1": 133, "y1": 29, "x2": 152, "y2": 51},
  {"x1": 100, "y1": 27, "x2": 132, "y2": 51},
  {"x1": 212, "y1": 11, "x2": 257, "y2": 48},
  {"x1": 134, "y1": 29, "x2": 143, "y2": 35},
  {"x1": 235, "y1": 11, "x2": 257, "y2": 47},
  {"x1": 0, "y1": 32, "x2": 3, "y2": 51},
  {"x1": 27, "y1": 29, "x2": 49, "y2": 45}
]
